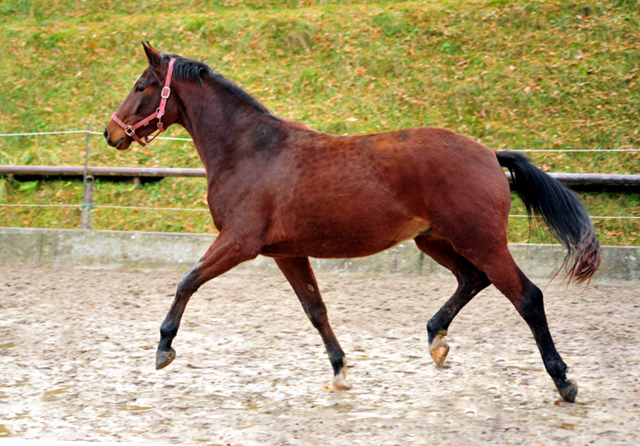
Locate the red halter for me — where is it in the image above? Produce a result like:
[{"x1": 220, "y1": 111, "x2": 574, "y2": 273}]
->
[{"x1": 111, "y1": 58, "x2": 176, "y2": 147}]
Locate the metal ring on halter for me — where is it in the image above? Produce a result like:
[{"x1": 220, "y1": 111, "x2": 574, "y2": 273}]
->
[
  {"x1": 125, "y1": 126, "x2": 136, "y2": 136},
  {"x1": 156, "y1": 108, "x2": 164, "y2": 128}
]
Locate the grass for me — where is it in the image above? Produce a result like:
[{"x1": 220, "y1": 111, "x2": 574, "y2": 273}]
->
[{"x1": 0, "y1": 0, "x2": 638, "y2": 245}]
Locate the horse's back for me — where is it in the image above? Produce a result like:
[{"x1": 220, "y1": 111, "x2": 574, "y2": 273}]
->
[{"x1": 331, "y1": 126, "x2": 512, "y2": 218}]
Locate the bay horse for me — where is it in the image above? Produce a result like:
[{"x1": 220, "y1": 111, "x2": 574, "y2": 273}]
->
[{"x1": 104, "y1": 43, "x2": 601, "y2": 403}]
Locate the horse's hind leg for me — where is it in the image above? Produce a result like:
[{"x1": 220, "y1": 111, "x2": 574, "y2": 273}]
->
[
  {"x1": 414, "y1": 235, "x2": 491, "y2": 367},
  {"x1": 459, "y1": 243, "x2": 578, "y2": 402},
  {"x1": 275, "y1": 256, "x2": 350, "y2": 390},
  {"x1": 502, "y1": 268, "x2": 578, "y2": 402}
]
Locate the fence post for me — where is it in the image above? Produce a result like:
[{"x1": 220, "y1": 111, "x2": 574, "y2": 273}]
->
[
  {"x1": 81, "y1": 122, "x2": 93, "y2": 230},
  {"x1": 81, "y1": 175, "x2": 94, "y2": 230}
]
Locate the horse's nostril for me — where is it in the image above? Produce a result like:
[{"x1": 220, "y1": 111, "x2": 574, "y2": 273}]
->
[{"x1": 103, "y1": 128, "x2": 109, "y2": 140}]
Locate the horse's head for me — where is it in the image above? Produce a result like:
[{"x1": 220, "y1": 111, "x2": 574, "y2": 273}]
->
[{"x1": 104, "y1": 42, "x2": 180, "y2": 151}]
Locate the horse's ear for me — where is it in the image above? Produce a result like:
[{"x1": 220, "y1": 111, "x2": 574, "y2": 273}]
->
[{"x1": 142, "y1": 41, "x2": 163, "y2": 72}]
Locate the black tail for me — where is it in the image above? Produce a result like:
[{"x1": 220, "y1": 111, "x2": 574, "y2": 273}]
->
[{"x1": 497, "y1": 151, "x2": 601, "y2": 285}]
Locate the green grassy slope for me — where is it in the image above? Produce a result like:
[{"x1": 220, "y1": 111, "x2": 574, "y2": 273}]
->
[{"x1": 0, "y1": 0, "x2": 638, "y2": 244}]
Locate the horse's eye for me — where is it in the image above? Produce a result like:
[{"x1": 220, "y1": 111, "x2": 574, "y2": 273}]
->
[{"x1": 135, "y1": 85, "x2": 145, "y2": 93}]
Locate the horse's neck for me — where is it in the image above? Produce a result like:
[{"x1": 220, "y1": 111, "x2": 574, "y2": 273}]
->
[{"x1": 178, "y1": 82, "x2": 284, "y2": 175}]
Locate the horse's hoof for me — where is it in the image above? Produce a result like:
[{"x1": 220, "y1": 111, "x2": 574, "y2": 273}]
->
[
  {"x1": 156, "y1": 348, "x2": 176, "y2": 370},
  {"x1": 331, "y1": 379, "x2": 352, "y2": 391},
  {"x1": 429, "y1": 331, "x2": 450, "y2": 367},
  {"x1": 559, "y1": 379, "x2": 578, "y2": 403},
  {"x1": 331, "y1": 370, "x2": 352, "y2": 390},
  {"x1": 430, "y1": 344, "x2": 450, "y2": 368}
]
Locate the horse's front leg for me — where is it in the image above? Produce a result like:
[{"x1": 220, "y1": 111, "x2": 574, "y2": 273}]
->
[
  {"x1": 275, "y1": 256, "x2": 350, "y2": 390},
  {"x1": 156, "y1": 234, "x2": 261, "y2": 370}
]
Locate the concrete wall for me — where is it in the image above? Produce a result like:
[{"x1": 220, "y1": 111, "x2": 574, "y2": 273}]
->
[{"x1": 1, "y1": 227, "x2": 638, "y2": 285}]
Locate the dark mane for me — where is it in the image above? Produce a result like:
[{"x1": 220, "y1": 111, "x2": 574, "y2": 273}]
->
[{"x1": 161, "y1": 54, "x2": 277, "y2": 119}]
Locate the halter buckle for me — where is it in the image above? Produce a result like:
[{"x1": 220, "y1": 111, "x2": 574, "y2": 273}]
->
[
  {"x1": 125, "y1": 126, "x2": 136, "y2": 137},
  {"x1": 156, "y1": 108, "x2": 164, "y2": 129},
  {"x1": 161, "y1": 87, "x2": 171, "y2": 99}
]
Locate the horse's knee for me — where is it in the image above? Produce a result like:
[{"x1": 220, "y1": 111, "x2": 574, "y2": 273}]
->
[
  {"x1": 178, "y1": 239, "x2": 261, "y2": 296},
  {"x1": 177, "y1": 270, "x2": 200, "y2": 297}
]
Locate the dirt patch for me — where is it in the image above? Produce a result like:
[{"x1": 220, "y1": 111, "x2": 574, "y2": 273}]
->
[{"x1": 0, "y1": 265, "x2": 639, "y2": 445}]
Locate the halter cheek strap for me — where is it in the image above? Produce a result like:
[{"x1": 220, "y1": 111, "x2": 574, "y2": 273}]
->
[{"x1": 111, "y1": 58, "x2": 176, "y2": 147}]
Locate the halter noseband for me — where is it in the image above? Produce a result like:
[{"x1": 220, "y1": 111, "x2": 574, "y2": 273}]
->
[{"x1": 111, "y1": 58, "x2": 176, "y2": 147}]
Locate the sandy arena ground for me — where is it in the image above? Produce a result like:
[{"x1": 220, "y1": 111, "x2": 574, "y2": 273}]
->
[{"x1": 0, "y1": 265, "x2": 639, "y2": 445}]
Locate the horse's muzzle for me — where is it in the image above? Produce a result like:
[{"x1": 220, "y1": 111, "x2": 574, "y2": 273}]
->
[{"x1": 104, "y1": 122, "x2": 128, "y2": 150}]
